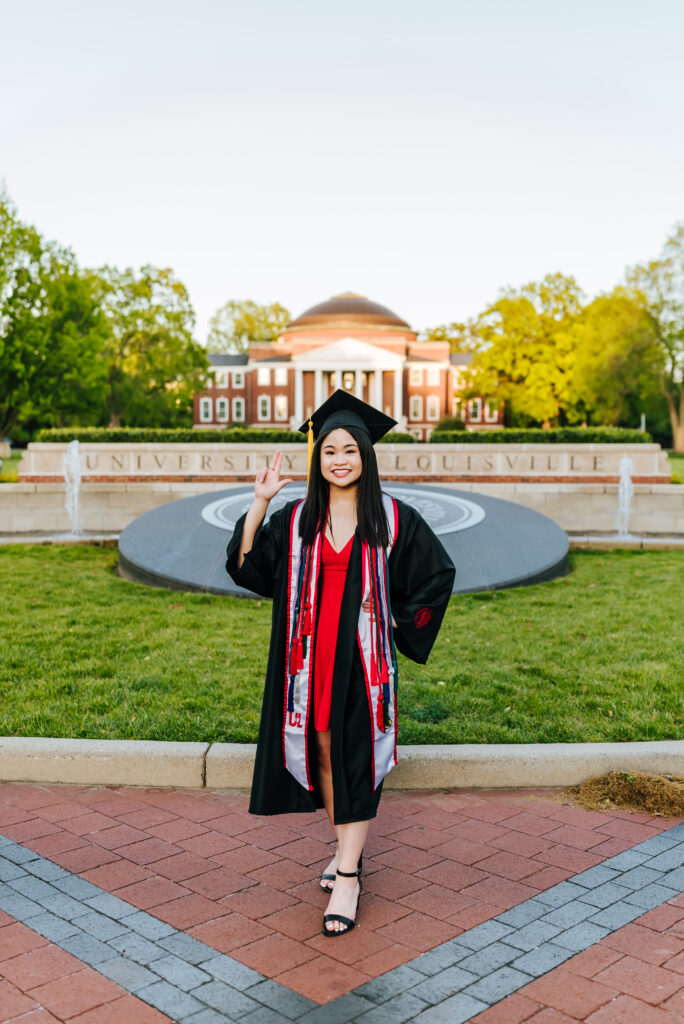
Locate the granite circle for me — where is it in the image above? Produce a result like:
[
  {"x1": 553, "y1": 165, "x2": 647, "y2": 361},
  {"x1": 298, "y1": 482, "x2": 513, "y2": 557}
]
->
[{"x1": 118, "y1": 484, "x2": 569, "y2": 595}]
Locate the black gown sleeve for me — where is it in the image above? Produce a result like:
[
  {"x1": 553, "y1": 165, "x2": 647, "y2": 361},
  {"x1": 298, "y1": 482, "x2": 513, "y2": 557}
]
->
[
  {"x1": 388, "y1": 500, "x2": 456, "y2": 664},
  {"x1": 225, "y1": 501, "x2": 293, "y2": 598}
]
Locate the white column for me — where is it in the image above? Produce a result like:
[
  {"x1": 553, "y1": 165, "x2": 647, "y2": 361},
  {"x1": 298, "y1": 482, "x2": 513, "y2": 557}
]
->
[
  {"x1": 374, "y1": 370, "x2": 383, "y2": 409},
  {"x1": 354, "y1": 369, "x2": 363, "y2": 399},
  {"x1": 334, "y1": 368, "x2": 343, "y2": 392},
  {"x1": 314, "y1": 368, "x2": 323, "y2": 407},
  {"x1": 295, "y1": 369, "x2": 303, "y2": 423},
  {"x1": 393, "y1": 368, "x2": 402, "y2": 421}
]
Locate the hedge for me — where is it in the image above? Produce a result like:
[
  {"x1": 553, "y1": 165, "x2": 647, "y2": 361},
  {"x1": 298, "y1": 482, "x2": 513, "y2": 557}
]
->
[
  {"x1": 34, "y1": 427, "x2": 417, "y2": 444},
  {"x1": 429, "y1": 427, "x2": 652, "y2": 444}
]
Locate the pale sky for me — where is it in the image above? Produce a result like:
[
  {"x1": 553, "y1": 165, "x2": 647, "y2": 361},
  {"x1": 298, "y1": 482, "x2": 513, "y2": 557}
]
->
[{"x1": 2, "y1": 0, "x2": 683, "y2": 340}]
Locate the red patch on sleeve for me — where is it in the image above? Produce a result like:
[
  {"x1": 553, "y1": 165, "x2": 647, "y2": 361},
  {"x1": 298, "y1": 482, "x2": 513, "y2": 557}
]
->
[{"x1": 414, "y1": 607, "x2": 433, "y2": 629}]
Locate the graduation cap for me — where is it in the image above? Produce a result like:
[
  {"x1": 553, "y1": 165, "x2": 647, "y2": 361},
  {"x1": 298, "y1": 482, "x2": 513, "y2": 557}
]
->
[{"x1": 299, "y1": 389, "x2": 397, "y2": 482}]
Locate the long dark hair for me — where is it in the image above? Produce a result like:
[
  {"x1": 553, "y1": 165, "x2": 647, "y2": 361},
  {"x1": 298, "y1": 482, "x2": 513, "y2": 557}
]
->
[{"x1": 299, "y1": 425, "x2": 389, "y2": 547}]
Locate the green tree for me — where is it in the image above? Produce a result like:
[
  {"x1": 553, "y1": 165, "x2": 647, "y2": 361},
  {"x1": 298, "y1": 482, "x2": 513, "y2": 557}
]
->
[
  {"x1": 207, "y1": 299, "x2": 291, "y2": 354},
  {"x1": 419, "y1": 321, "x2": 481, "y2": 352},
  {"x1": 627, "y1": 223, "x2": 684, "y2": 451},
  {"x1": 0, "y1": 192, "x2": 108, "y2": 437},
  {"x1": 464, "y1": 273, "x2": 585, "y2": 425},
  {"x1": 96, "y1": 265, "x2": 209, "y2": 427},
  {"x1": 567, "y1": 288, "x2": 663, "y2": 427}
]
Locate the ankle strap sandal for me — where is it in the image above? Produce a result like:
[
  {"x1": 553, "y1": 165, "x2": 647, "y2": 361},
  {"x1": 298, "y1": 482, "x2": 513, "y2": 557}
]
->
[{"x1": 321, "y1": 868, "x2": 362, "y2": 937}]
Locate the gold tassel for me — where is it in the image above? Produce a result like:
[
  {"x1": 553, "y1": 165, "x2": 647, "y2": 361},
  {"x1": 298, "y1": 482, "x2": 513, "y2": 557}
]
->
[{"x1": 306, "y1": 418, "x2": 314, "y2": 484}]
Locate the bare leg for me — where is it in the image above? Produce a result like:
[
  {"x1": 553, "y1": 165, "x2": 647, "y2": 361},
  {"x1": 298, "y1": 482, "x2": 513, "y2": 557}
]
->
[
  {"x1": 316, "y1": 731, "x2": 338, "y2": 889},
  {"x1": 323, "y1": 818, "x2": 368, "y2": 933}
]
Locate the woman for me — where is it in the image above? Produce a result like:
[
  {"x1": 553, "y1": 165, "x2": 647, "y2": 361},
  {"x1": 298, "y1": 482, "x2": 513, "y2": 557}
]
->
[{"x1": 226, "y1": 390, "x2": 455, "y2": 936}]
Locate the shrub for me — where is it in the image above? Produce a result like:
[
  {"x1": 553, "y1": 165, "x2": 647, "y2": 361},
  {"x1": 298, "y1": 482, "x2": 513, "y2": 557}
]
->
[
  {"x1": 429, "y1": 427, "x2": 652, "y2": 444},
  {"x1": 435, "y1": 415, "x2": 466, "y2": 431},
  {"x1": 35, "y1": 426, "x2": 417, "y2": 444}
]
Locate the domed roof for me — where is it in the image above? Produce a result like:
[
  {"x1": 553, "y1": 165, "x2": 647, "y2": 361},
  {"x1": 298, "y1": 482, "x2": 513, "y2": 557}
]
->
[{"x1": 287, "y1": 292, "x2": 411, "y2": 330}]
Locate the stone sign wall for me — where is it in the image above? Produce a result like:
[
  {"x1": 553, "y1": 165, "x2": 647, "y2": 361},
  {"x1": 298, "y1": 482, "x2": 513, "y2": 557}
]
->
[{"x1": 18, "y1": 442, "x2": 672, "y2": 484}]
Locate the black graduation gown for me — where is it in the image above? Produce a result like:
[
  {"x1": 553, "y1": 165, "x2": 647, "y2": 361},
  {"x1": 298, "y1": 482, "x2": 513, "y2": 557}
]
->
[{"x1": 225, "y1": 497, "x2": 455, "y2": 824}]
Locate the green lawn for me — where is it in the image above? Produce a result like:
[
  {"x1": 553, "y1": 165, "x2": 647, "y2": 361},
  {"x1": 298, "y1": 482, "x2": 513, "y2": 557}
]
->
[
  {"x1": 669, "y1": 452, "x2": 684, "y2": 480},
  {"x1": 0, "y1": 451, "x2": 22, "y2": 481},
  {"x1": 0, "y1": 546, "x2": 682, "y2": 744}
]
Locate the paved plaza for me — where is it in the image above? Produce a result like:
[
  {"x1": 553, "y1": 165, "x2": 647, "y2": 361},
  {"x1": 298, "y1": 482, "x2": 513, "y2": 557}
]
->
[{"x1": 0, "y1": 782, "x2": 683, "y2": 1022}]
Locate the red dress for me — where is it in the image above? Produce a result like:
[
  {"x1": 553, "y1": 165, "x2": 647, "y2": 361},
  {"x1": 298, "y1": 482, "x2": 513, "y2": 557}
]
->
[{"x1": 313, "y1": 533, "x2": 354, "y2": 731}]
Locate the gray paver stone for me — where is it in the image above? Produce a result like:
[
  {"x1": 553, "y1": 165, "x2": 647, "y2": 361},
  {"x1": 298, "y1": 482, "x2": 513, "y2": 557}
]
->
[
  {"x1": 8, "y1": 876, "x2": 61, "y2": 902},
  {"x1": 458, "y1": 941, "x2": 521, "y2": 976},
  {"x1": 577, "y1": 882, "x2": 632, "y2": 908},
  {"x1": 353, "y1": 966, "x2": 425, "y2": 1004},
  {"x1": 40, "y1": 892, "x2": 91, "y2": 920},
  {"x1": 409, "y1": 941, "x2": 469, "y2": 976},
  {"x1": 72, "y1": 911, "x2": 128, "y2": 941},
  {"x1": 0, "y1": 892, "x2": 44, "y2": 919},
  {"x1": 614, "y1": 866, "x2": 664, "y2": 890},
  {"x1": 192, "y1": 979, "x2": 261, "y2": 1015},
  {"x1": 152, "y1": 953, "x2": 212, "y2": 992},
  {"x1": 624, "y1": 883, "x2": 680, "y2": 909},
  {"x1": 496, "y1": 900, "x2": 548, "y2": 928},
  {"x1": 24, "y1": 859, "x2": 69, "y2": 881},
  {"x1": 29, "y1": 911, "x2": 81, "y2": 942},
  {"x1": 505, "y1": 920, "x2": 563, "y2": 951},
  {"x1": 634, "y1": 834, "x2": 682, "y2": 855},
  {"x1": 571, "y1": 865, "x2": 620, "y2": 888},
  {"x1": 511, "y1": 941, "x2": 575, "y2": 976},
  {"x1": 540, "y1": 900, "x2": 598, "y2": 929},
  {"x1": 0, "y1": 843, "x2": 39, "y2": 864},
  {"x1": 53, "y1": 875, "x2": 103, "y2": 900},
  {"x1": 160, "y1": 931, "x2": 220, "y2": 965},
  {"x1": 352, "y1": 991, "x2": 429, "y2": 1024},
  {"x1": 660, "y1": 867, "x2": 684, "y2": 891},
  {"x1": 60, "y1": 931, "x2": 118, "y2": 965},
  {"x1": 300, "y1": 993, "x2": 375, "y2": 1024},
  {"x1": 197, "y1": 954, "x2": 263, "y2": 990},
  {"x1": 409, "y1": 965, "x2": 478, "y2": 1005},
  {"x1": 181, "y1": 1011, "x2": 236, "y2": 1024},
  {"x1": 241, "y1": 1008, "x2": 292, "y2": 1024},
  {"x1": 644, "y1": 847, "x2": 684, "y2": 872},
  {"x1": 552, "y1": 921, "x2": 609, "y2": 951},
  {"x1": 244, "y1": 978, "x2": 318, "y2": 1018},
  {"x1": 463, "y1": 965, "x2": 533, "y2": 1003},
  {"x1": 98, "y1": 956, "x2": 159, "y2": 992},
  {"x1": 84, "y1": 892, "x2": 138, "y2": 919},
  {"x1": 455, "y1": 919, "x2": 514, "y2": 950},
  {"x1": 588, "y1": 902, "x2": 645, "y2": 929},
  {"x1": 413, "y1": 992, "x2": 489, "y2": 1023},
  {"x1": 535, "y1": 881, "x2": 589, "y2": 907},
  {"x1": 109, "y1": 931, "x2": 168, "y2": 964},
  {"x1": 137, "y1": 980, "x2": 205, "y2": 1018},
  {"x1": 124, "y1": 910, "x2": 176, "y2": 939},
  {"x1": 602, "y1": 850, "x2": 648, "y2": 870},
  {"x1": 0, "y1": 858, "x2": 27, "y2": 881}
]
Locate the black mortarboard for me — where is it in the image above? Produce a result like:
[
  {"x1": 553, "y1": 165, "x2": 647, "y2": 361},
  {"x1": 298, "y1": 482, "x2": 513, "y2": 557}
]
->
[
  {"x1": 299, "y1": 389, "x2": 397, "y2": 443},
  {"x1": 298, "y1": 389, "x2": 397, "y2": 481}
]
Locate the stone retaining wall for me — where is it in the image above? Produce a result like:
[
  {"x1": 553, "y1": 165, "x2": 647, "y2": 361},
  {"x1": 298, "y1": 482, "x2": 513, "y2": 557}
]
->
[
  {"x1": 18, "y1": 441, "x2": 672, "y2": 484},
  {"x1": 2, "y1": 480, "x2": 683, "y2": 535}
]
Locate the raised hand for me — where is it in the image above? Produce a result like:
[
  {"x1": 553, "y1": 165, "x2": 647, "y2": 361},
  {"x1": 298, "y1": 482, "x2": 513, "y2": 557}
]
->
[{"x1": 254, "y1": 451, "x2": 294, "y2": 503}]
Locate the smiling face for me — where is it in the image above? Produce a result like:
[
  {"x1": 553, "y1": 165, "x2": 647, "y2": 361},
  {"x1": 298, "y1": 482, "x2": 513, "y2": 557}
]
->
[{"x1": 319, "y1": 428, "x2": 363, "y2": 490}]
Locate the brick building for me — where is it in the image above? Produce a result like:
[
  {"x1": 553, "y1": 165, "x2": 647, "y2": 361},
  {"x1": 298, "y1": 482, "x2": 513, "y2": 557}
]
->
[{"x1": 194, "y1": 293, "x2": 501, "y2": 438}]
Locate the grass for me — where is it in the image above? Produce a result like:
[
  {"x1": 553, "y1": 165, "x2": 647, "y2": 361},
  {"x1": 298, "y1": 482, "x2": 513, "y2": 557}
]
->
[
  {"x1": 669, "y1": 452, "x2": 684, "y2": 482},
  {"x1": 0, "y1": 451, "x2": 21, "y2": 483},
  {"x1": 0, "y1": 545, "x2": 682, "y2": 745}
]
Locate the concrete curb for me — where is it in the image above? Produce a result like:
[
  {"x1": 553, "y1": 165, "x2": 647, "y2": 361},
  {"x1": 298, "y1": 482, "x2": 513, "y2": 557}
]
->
[{"x1": 1, "y1": 737, "x2": 682, "y2": 789}]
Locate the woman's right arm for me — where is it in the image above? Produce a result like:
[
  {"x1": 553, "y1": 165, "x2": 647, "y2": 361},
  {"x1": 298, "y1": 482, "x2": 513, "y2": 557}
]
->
[{"x1": 236, "y1": 450, "x2": 293, "y2": 568}]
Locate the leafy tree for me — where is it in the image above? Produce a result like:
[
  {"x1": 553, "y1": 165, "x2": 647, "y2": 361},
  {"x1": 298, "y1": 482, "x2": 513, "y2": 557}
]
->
[
  {"x1": 566, "y1": 289, "x2": 663, "y2": 427},
  {"x1": 0, "y1": 192, "x2": 108, "y2": 437},
  {"x1": 96, "y1": 265, "x2": 209, "y2": 427},
  {"x1": 419, "y1": 321, "x2": 481, "y2": 352},
  {"x1": 463, "y1": 273, "x2": 585, "y2": 425},
  {"x1": 626, "y1": 223, "x2": 684, "y2": 451},
  {"x1": 207, "y1": 299, "x2": 291, "y2": 354}
]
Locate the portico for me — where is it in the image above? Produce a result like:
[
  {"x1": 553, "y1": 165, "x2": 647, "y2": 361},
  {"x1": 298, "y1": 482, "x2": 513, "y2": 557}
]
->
[{"x1": 292, "y1": 337, "x2": 405, "y2": 427}]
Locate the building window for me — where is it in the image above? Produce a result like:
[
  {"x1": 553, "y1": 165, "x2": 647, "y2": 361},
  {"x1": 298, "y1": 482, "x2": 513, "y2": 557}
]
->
[
  {"x1": 258, "y1": 395, "x2": 271, "y2": 420},
  {"x1": 426, "y1": 395, "x2": 440, "y2": 420},
  {"x1": 257, "y1": 367, "x2": 270, "y2": 386},
  {"x1": 274, "y1": 366, "x2": 288, "y2": 386},
  {"x1": 468, "y1": 398, "x2": 482, "y2": 421},
  {"x1": 485, "y1": 399, "x2": 499, "y2": 422},
  {"x1": 214, "y1": 370, "x2": 228, "y2": 389},
  {"x1": 216, "y1": 397, "x2": 229, "y2": 421},
  {"x1": 427, "y1": 367, "x2": 440, "y2": 386},
  {"x1": 409, "y1": 396, "x2": 423, "y2": 421},
  {"x1": 274, "y1": 394, "x2": 288, "y2": 421},
  {"x1": 232, "y1": 371, "x2": 245, "y2": 388},
  {"x1": 232, "y1": 397, "x2": 245, "y2": 422},
  {"x1": 199, "y1": 397, "x2": 212, "y2": 422},
  {"x1": 409, "y1": 367, "x2": 423, "y2": 386}
]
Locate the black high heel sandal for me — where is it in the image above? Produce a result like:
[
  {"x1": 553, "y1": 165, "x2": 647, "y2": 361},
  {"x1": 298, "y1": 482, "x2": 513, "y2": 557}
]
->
[
  {"x1": 320, "y1": 853, "x2": 362, "y2": 892},
  {"x1": 322, "y1": 867, "x2": 362, "y2": 936}
]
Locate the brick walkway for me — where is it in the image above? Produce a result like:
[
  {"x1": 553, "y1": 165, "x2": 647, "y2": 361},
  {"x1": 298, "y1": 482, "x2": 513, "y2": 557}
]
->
[{"x1": 1, "y1": 782, "x2": 683, "y2": 1022}]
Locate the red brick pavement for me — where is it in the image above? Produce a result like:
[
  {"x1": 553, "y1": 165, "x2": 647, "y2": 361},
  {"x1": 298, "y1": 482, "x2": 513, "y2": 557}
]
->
[{"x1": 0, "y1": 782, "x2": 682, "y2": 1007}]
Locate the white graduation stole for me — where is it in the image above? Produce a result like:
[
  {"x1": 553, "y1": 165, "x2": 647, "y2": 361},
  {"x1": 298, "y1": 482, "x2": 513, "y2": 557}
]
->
[{"x1": 283, "y1": 494, "x2": 399, "y2": 792}]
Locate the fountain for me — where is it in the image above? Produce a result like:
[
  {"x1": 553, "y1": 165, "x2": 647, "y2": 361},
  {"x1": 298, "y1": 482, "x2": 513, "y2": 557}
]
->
[
  {"x1": 63, "y1": 440, "x2": 82, "y2": 536},
  {"x1": 616, "y1": 454, "x2": 634, "y2": 537}
]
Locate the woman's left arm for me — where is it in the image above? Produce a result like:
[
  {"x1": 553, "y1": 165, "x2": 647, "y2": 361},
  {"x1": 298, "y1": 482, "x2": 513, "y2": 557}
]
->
[{"x1": 388, "y1": 502, "x2": 456, "y2": 664}]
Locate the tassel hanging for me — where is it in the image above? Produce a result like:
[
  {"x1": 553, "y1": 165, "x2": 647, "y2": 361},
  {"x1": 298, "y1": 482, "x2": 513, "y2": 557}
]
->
[
  {"x1": 376, "y1": 691, "x2": 385, "y2": 731},
  {"x1": 287, "y1": 675, "x2": 295, "y2": 713},
  {"x1": 302, "y1": 602, "x2": 312, "y2": 636},
  {"x1": 306, "y1": 418, "x2": 314, "y2": 485},
  {"x1": 379, "y1": 659, "x2": 389, "y2": 686}
]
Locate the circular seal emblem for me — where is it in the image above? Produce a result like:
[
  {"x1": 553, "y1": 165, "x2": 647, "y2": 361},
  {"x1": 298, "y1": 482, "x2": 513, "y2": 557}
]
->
[{"x1": 414, "y1": 607, "x2": 433, "y2": 629}]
